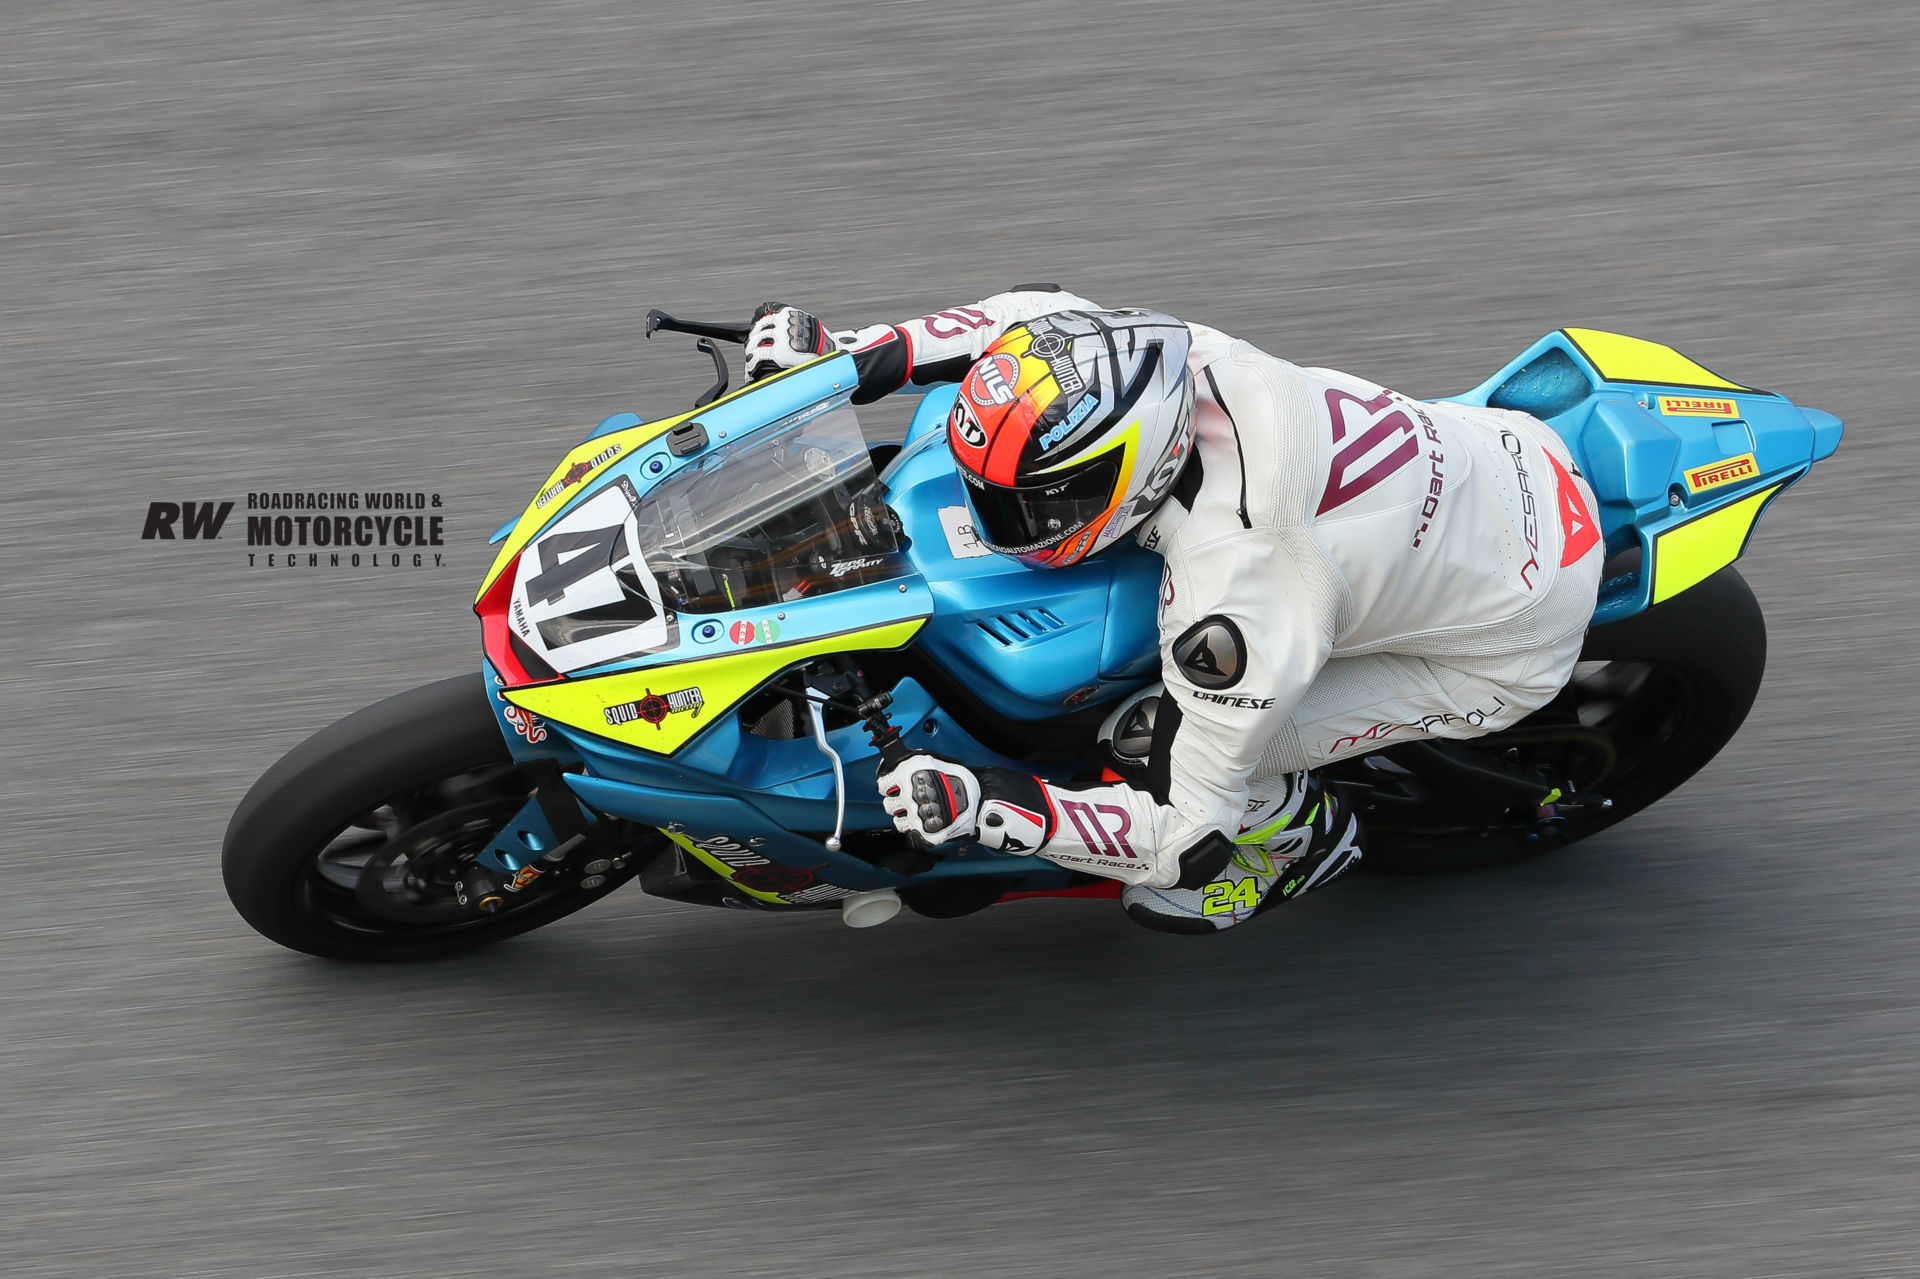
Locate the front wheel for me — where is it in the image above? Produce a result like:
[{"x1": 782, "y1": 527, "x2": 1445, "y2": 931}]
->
[
  {"x1": 222, "y1": 675, "x2": 640, "y2": 961},
  {"x1": 1343, "y1": 567, "x2": 1768, "y2": 872}
]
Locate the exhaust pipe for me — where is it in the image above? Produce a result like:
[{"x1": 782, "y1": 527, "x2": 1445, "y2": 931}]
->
[{"x1": 840, "y1": 888, "x2": 902, "y2": 929}]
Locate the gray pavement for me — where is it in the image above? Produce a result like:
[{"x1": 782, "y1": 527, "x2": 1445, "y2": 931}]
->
[{"x1": 5, "y1": 2, "x2": 1920, "y2": 1275}]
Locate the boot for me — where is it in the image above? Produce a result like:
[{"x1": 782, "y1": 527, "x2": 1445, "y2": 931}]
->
[{"x1": 1121, "y1": 770, "x2": 1362, "y2": 935}]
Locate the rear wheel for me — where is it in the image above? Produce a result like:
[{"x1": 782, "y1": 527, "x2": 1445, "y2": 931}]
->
[
  {"x1": 1338, "y1": 567, "x2": 1767, "y2": 872},
  {"x1": 222, "y1": 675, "x2": 644, "y2": 960}
]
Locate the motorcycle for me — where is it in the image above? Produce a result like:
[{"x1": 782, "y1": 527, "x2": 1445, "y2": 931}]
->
[{"x1": 223, "y1": 313, "x2": 1843, "y2": 959}]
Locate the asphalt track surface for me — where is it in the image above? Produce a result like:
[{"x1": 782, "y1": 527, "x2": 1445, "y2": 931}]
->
[{"x1": 7, "y1": 2, "x2": 1920, "y2": 1275}]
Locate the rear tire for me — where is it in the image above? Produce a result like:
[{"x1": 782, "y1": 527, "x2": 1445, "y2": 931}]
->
[
  {"x1": 1356, "y1": 567, "x2": 1766, "y2": 873},
  {"x1": 222, "y1": 674, "x2": 637, "y2": 961}
]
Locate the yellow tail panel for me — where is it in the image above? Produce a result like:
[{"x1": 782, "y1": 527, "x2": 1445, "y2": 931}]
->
[
  {"x1": 1564, "y1": 328, "x2": 1751, "y2": 393},
  {"x1": 1650, "y1": 483, "x2": 1783, "y2": 605}
]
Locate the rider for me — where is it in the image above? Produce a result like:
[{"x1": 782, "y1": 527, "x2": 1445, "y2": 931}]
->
[{"x1": 744, "y1": 288, "x2": 1604, "y2": 934}]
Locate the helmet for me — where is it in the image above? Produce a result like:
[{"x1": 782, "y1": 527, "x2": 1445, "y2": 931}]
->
[{"x1": 946, "y1": 309, "x2": 1194, "y2": 568}]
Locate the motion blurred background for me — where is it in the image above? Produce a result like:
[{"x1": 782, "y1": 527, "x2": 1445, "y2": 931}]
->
[{"x1": 5, "y1": 2, "x2": 1918, "y2": 1275}]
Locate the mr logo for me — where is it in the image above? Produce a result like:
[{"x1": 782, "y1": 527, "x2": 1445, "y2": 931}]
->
[
  {"x1": 142, "y1": 501, "x2": 234, "y2": 540},
  {"x1": 1171, "y1": 615, "x2": 1246, "y2": 690}
]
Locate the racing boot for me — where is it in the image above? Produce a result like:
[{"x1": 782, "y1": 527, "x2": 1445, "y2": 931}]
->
[{"x1": 1121, "y1": 770, "x2": 1362, "y2": 935}]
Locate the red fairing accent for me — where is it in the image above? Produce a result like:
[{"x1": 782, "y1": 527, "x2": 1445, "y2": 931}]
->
[
  {"x1": 474, "y1": 552, "x2": 554, "y2": 687},
  {"x1": 997, "y1": 883, "x2": 1123, "y2": 903}
]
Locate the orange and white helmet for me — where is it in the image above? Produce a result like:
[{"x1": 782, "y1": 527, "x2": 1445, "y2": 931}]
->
[{"x1": 946, "y1": 310, "x2": 1194, "y2": 568}]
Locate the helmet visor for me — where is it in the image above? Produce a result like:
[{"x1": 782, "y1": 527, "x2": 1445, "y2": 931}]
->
[{"x1": 959, "y1": 452, "x2": 1122, "y2": 558}]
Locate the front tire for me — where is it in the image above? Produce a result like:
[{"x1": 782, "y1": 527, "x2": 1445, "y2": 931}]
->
[{"x1": 222, "y1": 674, "x2": 638, "y2": 961}]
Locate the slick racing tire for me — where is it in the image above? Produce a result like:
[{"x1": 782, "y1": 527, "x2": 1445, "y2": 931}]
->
[
  {"x1": 1348, "y1": 567, "x2": 1767, "y2": 873},
  {"x1": 223, "y1": 674, "x2": 637, "y2": 961}
]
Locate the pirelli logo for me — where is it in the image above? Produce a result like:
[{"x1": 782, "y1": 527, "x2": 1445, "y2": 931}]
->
[
  {"x1": 1658, "y1": 395, "x2": 1740, "y2": 418},
  {"x1": 1684, "y1": 452, "x2": 1760, "y2": 494}
]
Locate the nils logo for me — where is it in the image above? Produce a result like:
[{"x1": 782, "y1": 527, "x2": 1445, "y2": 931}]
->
[{"x1": 966, "y1": 354, "x2": 1022, "y2": 408}]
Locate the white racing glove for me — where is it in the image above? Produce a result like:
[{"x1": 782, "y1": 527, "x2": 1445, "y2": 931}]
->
[
  {"x1": 744, "y1": 302, "x2": 837, "y2": 382},
  {"x1": 875, "y1": 754, "x2": 1176, "y2": 880},
  {"x1": 878, "y1": 753, "x2": 1238, "y2": 890},
  {"x1": 878, "y1": 753, "x2": 982, "y2": 848}
]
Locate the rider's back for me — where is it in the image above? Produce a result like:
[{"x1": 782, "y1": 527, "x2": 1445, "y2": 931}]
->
[{"x1": 1165, "y1": 324, "x2": 1602, "y2": 668}]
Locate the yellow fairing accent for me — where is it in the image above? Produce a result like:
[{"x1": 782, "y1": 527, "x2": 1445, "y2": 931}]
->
[
  {"x1": 1563, "y1": 329, "x2": 1750, "y2": 392},
  {"x1": 500, "y1": 619, "x2": 926, "y2": 754},
  {"x1": 475, "y1": 418, "x2": 674, "y2": 601},
  {"x1": 1650, "y1": 483, "x2": 1783, "y2": 605},
  {"x1": 662, "y1": 831, "x2": 790, "y2": 905},
  {"x1": 474, "y1": 356, "x2": 841, "y2": 602}
]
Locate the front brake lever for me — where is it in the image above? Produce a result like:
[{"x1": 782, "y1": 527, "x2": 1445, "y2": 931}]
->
[{"x1": 693, "y1": 338, "x2": 729, "y2": 408}]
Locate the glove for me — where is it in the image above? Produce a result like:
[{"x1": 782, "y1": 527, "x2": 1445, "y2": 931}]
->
[
  {"x1": 877, "y1": 754, "x2": 1063, "y2": 858},
  {"x1": 745, "y1": 303, "x2": 836, "y2": 382},
  {"x1": 878, "y1": 753, "x2": 981, "y2": 848}
]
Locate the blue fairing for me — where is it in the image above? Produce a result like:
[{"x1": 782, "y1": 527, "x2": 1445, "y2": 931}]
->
[
  {"x1": 1445, "y1": 332, "x2": 1843, "y2": 622},
  {"x1": 884, "y1": 385, "x2": 1161, "y2": 720},
  {"x1": 479, "y1": 335, "x2": 1840, "y2": 900}
]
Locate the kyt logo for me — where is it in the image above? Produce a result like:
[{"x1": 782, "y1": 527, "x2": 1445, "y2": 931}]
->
[{"x1": 141, "y1": 501, "x2": 234, "y2": 540}]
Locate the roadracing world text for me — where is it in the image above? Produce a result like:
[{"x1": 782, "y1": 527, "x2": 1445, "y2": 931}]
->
[{"x1": 140, "y1": 491, "x2": 449, "y2": 569}]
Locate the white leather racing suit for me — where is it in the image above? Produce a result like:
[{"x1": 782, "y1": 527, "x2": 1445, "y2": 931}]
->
[{"x1": 842, "y1": 287, "x2": 1605, "y2": 889}]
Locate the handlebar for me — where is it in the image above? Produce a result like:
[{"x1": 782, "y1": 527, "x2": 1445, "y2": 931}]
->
[{"x1": 645, "y1": 309, "x2": 752, "y2": 345}]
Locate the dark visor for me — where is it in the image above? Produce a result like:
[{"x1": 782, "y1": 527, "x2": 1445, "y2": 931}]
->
[{"x1": 960, "y1": 452, "x2": 1122, "y2": 556}]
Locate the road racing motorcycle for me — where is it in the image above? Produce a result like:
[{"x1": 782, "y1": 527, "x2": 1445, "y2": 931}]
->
[{"x1": 223, "y1": 314, "x2": 1843, "y2": 959}]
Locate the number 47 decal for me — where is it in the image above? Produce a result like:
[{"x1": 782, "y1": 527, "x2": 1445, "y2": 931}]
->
[{"x1": 524, "y1": 524, "x2": 627, "y2": 605}]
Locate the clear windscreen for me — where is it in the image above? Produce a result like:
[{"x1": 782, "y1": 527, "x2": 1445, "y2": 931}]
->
[{"x1": 635, "y1": 398, "x2": 909, "y2": 613}]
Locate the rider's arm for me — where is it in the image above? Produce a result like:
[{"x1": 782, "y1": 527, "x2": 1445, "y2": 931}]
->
[
  {"x1": 959, "y1": 533, "x2": 1337, "y2": 889},
  {"x1": 1147, "y1": 528, "x2": 1342, "y2": 843},
  {"x1": 882, "y1": 532, "x2": 1342, "y2": 891},
  {"x1": 835, "y1": 284, "x2": 1102, "y2": 403},
  {"x1": 880, "y1": 357, "x2": 1348, "y2": 889}
]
